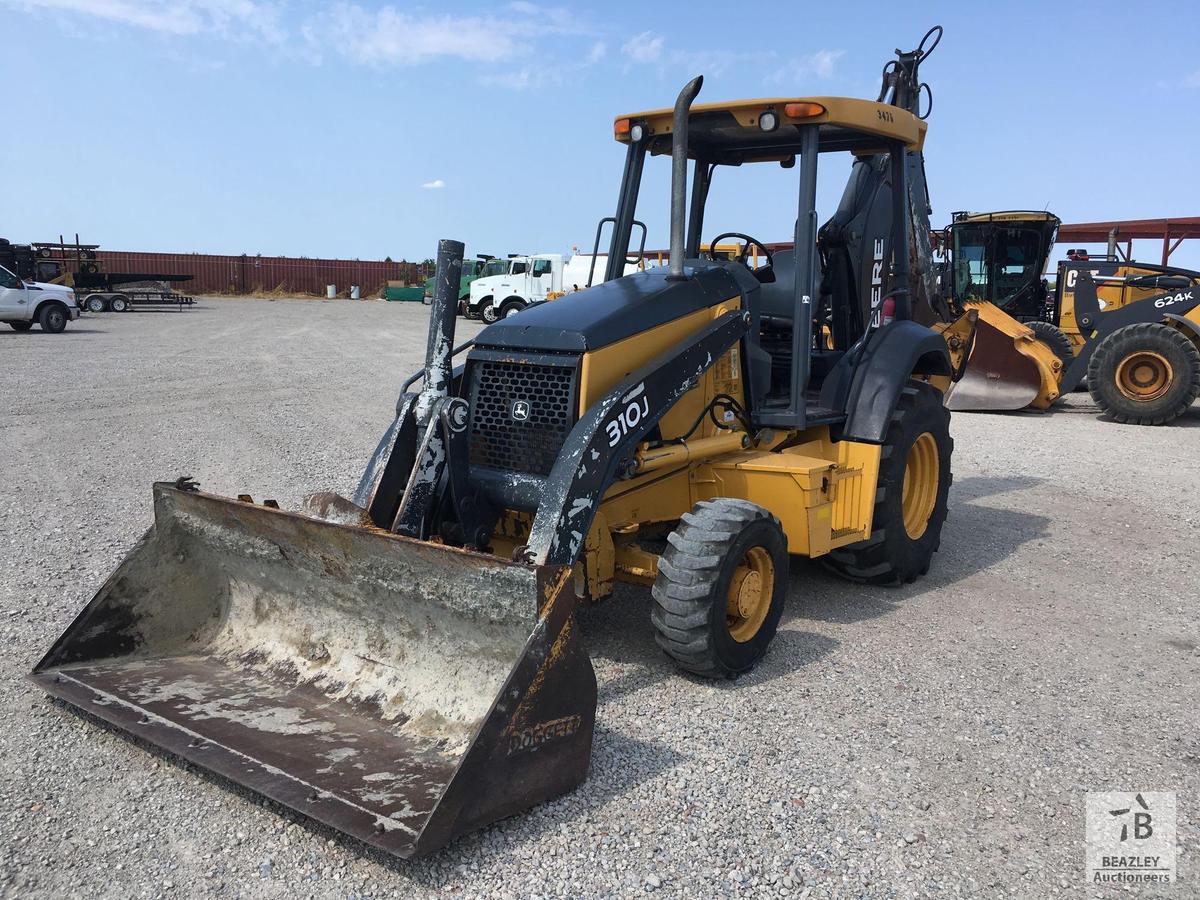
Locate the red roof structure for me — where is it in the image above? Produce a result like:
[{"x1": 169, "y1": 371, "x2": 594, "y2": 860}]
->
[{"x1": 1055, "y1": 217, "x2": 1200, "y2": 265}]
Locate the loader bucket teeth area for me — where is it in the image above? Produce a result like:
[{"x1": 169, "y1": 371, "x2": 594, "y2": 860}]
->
[
  {"x1": 30, "y1": 484, "x2": 596, "y2": 858},
  {"x1": 946, "y1": 302, "x2": 1061, "y2": 412}
]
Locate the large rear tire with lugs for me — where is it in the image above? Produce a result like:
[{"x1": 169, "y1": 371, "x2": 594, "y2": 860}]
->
[
  {"x1": 1087, "y1": 322, "x2": 1200, "y2": 426},
  {"x1": 824, "y1": 381, "x2": 952, "y2": 586},
  {"x1": 652, "y1": 499, "x2": 788, "y2": 678}
]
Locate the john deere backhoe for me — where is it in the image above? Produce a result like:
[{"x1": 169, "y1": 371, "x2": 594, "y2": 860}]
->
[
  {"x1": 943, "y1": 211, "x2": 1200, "y2": 424},
  {"x1": 32, "y1": 29, "x2": 972, "y2": 857}
]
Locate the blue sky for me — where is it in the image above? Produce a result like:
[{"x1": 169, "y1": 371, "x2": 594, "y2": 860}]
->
[{"x1": 3, "y1": 1, "x2": 1199, "y2": 267}]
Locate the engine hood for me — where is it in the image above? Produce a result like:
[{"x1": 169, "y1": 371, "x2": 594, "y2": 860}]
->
[
  {"x1": 26, "y1": 282, "x2": 78, "y2": 306},
  {"x1": 472, "y1": 263, "x2": 752, "y2": 353}
]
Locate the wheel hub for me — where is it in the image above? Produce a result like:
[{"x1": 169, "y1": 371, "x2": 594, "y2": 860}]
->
[
  {"x1": 725, "y1": 546, "x2": 774, "y2": 643},
  {"x1": 901, "y1": 432, "x2": 939, "y2": 540},
  {"x1": 1115, "y1": 351, "x2": 1173, "y2": 402}
]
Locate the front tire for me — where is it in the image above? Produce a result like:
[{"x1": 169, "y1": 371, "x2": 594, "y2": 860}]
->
[
  {"x1": 480, "y1": 303, "x2": 499, "y2": 324},
  {"x1": 38, "y1": 303, "x2": 68, "y2": 333},
  {"x1": 499, "y1": 299, "x2": 525, "y2": 319},
  {"x1": 824, "y1": 381, "x2": 952, "y2": 586},
  {"x1": 85, "y1": 294, "x2": 108, "y2": 312},
  {"x1": 652, "y1": 499, "x2": 788, "y2": 678},
  {"x1": 1087, "y1": 322, "x2": 1200, "y2": 425},
  {"x1": 9, "y1": 322, "x2": 34, "y2": 331}
]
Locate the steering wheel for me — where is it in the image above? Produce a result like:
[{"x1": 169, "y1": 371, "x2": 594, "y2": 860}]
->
[{"x1": 707, "y1": 232, "x2": 774, "y2": 272}]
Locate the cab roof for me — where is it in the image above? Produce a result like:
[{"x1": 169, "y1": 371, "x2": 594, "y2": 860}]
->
[
  {"x1": 952, "y1": 210, "x2": 1062, "y2": 225},
  {"x1": 614, "y1": 96, "x2": 927, "y2": 164}
]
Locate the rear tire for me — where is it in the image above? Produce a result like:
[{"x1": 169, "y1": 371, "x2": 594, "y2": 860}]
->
[
  {"x1": 652, "y1": 499, "x2": 788, "y2": 678},
  {"x1": 85, "y1": 294, "x2": 108, "y2": 312},
  {"x1": 824, "y1": 381, "x2": 952, "y2": 586},
  {"x1": 1087, "y1": 322, "x2": 1200, "y2": 425},
  {"x1": 9, "y1": 322, "x2": 34, "y2": 331},
  {"x1": 1028, "y1": 320, "x2": 1074, "y2": 365},
  {"x1": 38, "y1": 303, "x2": 68, "y2": 333},
  {"x1": 109, "y1": 295, "x2": 130, "y2": 312}
]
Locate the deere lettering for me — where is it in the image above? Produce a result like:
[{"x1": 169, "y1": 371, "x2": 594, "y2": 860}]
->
[{"x1": 869, "y1": 238, "x2": 885, "y2": 327}]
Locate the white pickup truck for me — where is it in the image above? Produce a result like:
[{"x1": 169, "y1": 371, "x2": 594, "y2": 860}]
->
[{"x1": 0, "y1": 264, "x2": 81, "y2": 333}]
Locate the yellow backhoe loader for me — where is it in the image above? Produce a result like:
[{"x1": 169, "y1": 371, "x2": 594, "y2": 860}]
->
[{"x1": 31, "y1": 28, "x2": 972, "y2": 858}]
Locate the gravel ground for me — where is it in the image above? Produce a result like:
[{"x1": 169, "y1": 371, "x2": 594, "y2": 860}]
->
[{"x1": 1, "y1": 297, "x2": 1197, "y2": 899}]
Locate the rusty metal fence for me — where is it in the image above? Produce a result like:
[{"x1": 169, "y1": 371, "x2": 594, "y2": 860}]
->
[{"x1": 94, "y1": 251, "x2": 429, "y2": 296}]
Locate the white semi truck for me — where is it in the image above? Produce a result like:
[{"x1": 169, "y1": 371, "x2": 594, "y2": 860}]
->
[{"x1": 471, "y1": 253, "x2": 641, "y2": 322}]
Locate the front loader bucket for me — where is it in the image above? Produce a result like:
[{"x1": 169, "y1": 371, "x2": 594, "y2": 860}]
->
[
  {"x1": 30, "y1": 483, "x2": 596, "y2": 858},
  {"x1": 946, "y1": 302, "x2": 1063, "y2": 412}
]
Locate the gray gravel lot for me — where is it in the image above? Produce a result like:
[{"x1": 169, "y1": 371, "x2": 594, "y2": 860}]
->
[{"x1": 1, "y1": 297, "x2": 1197, "y2": 899}]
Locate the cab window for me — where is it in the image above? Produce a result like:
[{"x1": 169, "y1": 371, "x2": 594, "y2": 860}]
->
[
  {"x1": 531, "y1": 259, "x2": 553, "y2": 277},
  {"x1": 0, "y1": 266, "x2": 21, "y2": 289}
]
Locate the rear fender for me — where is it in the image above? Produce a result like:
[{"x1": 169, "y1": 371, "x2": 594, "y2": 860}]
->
[
  {"x1": 1165, "y1": 310, "x2": 1200, "y2": 346},
  {"x1": 820, "y1": 319, "x2": 952, "y2": 444}
]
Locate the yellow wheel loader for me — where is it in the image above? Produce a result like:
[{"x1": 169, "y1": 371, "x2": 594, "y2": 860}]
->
[
  {"x1": 942, "y1": 211, "x2": 1200, "y2": 423},
  {"x1": 32, "y1": 29, "x2": 969, "y2": 858}
]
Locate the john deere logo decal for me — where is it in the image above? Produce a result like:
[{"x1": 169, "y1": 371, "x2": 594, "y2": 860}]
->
[{"x1": 511, "y1": 400, "x2": 531, "y2": 422}]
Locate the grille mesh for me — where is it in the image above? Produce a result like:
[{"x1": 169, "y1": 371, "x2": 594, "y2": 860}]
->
[{"x1": 469, "y1": 359, "x2": 576, "y2": 476}]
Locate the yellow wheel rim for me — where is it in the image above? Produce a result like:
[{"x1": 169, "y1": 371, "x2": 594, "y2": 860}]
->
[
  {"x1": 1115, "y1": 351, "x2": 1173, "y2": 402},
  {"x1": 726, "y1": 546, "x2": 774, "y2": 643},
  {"x1": 901, "y1": 432, "x2": 939, "y2": 540}
]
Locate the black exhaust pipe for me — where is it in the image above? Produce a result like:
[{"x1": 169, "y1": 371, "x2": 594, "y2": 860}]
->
[
  {"x1": 415, "y1": 238, "x2": 465, "y2": 425},
  {"x1": 667, "y1": 76, "x2": 703, "y2": 281}
]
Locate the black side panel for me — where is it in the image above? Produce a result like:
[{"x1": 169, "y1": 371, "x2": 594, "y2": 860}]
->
[
  {"x1": 473, "y1": 265, "x2": 744, "y2": 353},
  {"x1": 820, "y1": 320, "x2": 952, "y2": 444}
]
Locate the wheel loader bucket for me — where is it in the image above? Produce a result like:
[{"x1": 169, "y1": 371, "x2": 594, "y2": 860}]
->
[
  {"x1": 945, "y1": 301, "x2": 1063, "y2": 412},
  {"x1": 30, "y1": 483, "x2": 596, "y2": 858}
]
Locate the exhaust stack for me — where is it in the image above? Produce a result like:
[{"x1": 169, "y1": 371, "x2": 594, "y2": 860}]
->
[{"x1": 667, "y1": 75, "x2": 703, "y2": 281}]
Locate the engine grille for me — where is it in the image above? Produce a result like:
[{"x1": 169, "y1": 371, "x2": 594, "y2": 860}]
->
[{"x1": 468, "y1": 357, "x2": 578, "y2": 476}]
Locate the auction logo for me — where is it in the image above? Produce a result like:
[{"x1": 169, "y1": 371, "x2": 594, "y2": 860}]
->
[{"x1": 1086, "y1": 791, "x2": 1176, "y2": 885}]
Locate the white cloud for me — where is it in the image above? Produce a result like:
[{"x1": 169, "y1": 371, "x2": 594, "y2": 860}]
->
[
  {"x1": 1183, "y1": 69, "x2": 1200, "y2": 88},
  {"x1": 305, "y1": 5, "x2": 519, "y2": 66},
  {"x1": 621, "y1": 31, "x2": 663, "y2": 64},
  {"x1": 768, "y1": 48, "x2": 845, "y2": 84},
  {"x1": 303, "y1": 2, "x2": 592, "y2": 68},
  {"x1": 3, "y1": 0, "x2": 284, "y2": 41},
  {"x1": 480, "y1": 66, "x2": 561, "y2": 90},
  {"x1": 421, "y1": 179, "x2": 445, "y2": 189},
  {"x1": 587, "y1": 40, "x2": 606, "y2": 63}
]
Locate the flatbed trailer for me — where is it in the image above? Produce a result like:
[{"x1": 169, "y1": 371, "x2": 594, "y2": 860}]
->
[{"x1": 75, "y1": 272, "x2": 195, "y2": 312}]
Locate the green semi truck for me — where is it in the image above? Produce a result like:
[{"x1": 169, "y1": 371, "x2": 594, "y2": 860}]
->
[{"x1": 382, "y1": 255, "x2": 502, "y2": 302}]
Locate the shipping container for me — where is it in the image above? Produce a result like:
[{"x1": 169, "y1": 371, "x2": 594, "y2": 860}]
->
[{"x1": 93, "y1": 251, "x2": 428, "y2": 297}]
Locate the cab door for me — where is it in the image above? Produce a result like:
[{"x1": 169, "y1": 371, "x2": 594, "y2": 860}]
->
[
  {"x1": 529, "y1": 258, "x2": 555, "y2": 300},
  {"x1": 0, "y1": 265, "x2": 28, "y2": 317}
]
